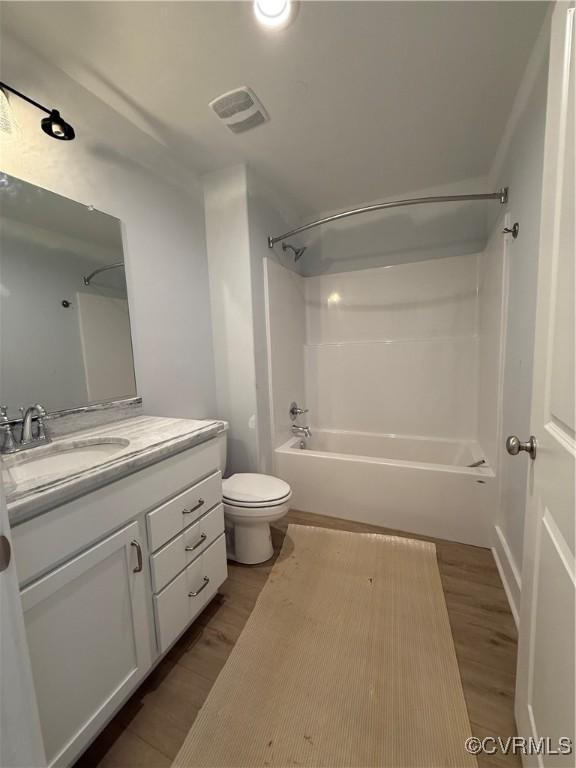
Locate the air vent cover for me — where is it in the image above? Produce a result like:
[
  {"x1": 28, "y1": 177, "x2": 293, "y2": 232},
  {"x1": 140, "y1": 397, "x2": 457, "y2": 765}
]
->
[{"x1": 209, "y1": 87, "x2": 269, "y2": 134}]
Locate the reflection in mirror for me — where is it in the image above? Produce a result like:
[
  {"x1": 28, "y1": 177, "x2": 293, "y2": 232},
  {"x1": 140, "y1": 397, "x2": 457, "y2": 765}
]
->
[{"x1": 0, "y1": 173, "x2": 137, "y2": 416}]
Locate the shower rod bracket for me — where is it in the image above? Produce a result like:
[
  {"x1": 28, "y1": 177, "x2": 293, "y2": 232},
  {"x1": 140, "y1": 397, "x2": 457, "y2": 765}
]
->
[
  {"x1": 267, "y1": 187, "x2": 509, "y2": 248},
  {"x1": 502, "y1": 222, "x2": 520, "y2": 239}
]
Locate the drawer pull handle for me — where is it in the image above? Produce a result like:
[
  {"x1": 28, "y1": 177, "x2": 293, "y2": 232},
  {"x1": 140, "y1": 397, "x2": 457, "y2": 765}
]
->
[
  {"x1": 183, "y1": 498, "x2": 205, "y2": 515},
  {"x1": 185, "y1": 533, "x2": 207, "y2": 552},
  {"x1": 131, "y1": 540, "x2": 143, "y2": 573},
  {"x1": 189, "y1": 576, "x2": 210, "y2": 597}
]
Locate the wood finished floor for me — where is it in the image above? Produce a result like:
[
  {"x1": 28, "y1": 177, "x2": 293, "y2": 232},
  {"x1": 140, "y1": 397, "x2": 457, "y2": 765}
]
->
[{"x1": 76, "y1": 511, "x2": 520, "y2": 768}]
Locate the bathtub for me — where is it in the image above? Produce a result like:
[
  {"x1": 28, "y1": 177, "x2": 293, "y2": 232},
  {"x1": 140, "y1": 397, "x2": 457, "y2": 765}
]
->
[{"x1": 275, "y1": 429, "x2": 495, "y2": 547}]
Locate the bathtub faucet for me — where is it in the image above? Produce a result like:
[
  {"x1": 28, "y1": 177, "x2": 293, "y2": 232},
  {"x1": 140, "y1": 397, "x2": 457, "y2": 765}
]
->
[{"x1": 291, "y1": 424, "x2": 311, "y2": 438}]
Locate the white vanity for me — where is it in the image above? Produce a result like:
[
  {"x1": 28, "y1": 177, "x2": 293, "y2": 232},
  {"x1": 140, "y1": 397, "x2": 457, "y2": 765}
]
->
[{"x1": 4, "y1": 412, "x2": 228, "y2": 768}]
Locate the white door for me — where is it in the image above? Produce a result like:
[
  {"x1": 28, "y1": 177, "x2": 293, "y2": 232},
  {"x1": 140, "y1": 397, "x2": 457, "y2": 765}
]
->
[
  {"x1": 21, "y1": 520, "x2": 152, "y2": 767},
  {"x1": 514, "y1": 3, "x2": 575, "y2": 765},
  {"x1": 0, "y1": 479, "x2": 46, "y2": 768}
]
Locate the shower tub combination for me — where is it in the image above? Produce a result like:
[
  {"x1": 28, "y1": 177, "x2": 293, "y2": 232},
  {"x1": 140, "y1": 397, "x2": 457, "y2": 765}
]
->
[{"x1": 275, "y1": 430, "x2": 495, "y2": 547}]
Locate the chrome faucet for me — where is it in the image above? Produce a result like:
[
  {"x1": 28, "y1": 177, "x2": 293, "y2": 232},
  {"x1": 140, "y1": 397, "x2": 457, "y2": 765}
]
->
[
  {"x1": 1, "y1": 403, "x2": 52, "y2": 454},
  {"x1": 21, "y1": 403, "x2": 50, "y2": 446},
  {"x1": 291, "y1": 424, "x2": 311, "y2": 438}
]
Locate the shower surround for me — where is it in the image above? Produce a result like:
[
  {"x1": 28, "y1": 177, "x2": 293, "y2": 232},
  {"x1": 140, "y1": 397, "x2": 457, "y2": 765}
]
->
[{"x1": 264, "y1": 242, "x2": 506, "y2": 547}]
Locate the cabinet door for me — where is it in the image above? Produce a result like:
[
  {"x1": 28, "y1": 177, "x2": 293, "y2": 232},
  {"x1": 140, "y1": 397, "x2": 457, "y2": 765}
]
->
[{"x1": 21, "y1": 521, "x2": 153, "y2": 767}]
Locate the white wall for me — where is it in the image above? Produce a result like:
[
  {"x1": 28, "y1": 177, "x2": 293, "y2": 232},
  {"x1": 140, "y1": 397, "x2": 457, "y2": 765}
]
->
[
  {"x1": 264, "y1": 257, "x2": 306, "y2": 450},
  {"x1": 488, "y1": 15, "x2": 551, "y2": 622},
  {"x1": 204, "y1": 164, "x2": 303, "y2": 474},
  {"x1": 303, "y1": 254, "x2": 479, "y2": 439},
  {"x1": 204, "y1": 165, "x2": 258, "y2": 475},
  {"x1": 0, "y1": 33, "x2": 216, "y2": 419}
]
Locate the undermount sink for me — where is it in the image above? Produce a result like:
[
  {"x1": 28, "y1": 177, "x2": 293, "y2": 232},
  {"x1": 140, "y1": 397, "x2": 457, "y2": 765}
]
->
[{"x1": 4, "y1": 437, "x2": 131, "y2": 487}]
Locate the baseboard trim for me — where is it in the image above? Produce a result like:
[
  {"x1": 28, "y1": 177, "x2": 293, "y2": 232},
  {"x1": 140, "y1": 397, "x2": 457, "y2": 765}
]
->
[{"x1": 492, "y1": 524, "x2": 522, "y2": 627}]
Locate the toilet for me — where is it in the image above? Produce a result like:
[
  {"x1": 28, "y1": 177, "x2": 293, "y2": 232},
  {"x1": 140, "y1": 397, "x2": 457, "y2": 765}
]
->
[{"x1": 223, "y1": 473, "x2": 292, "y2": 564}]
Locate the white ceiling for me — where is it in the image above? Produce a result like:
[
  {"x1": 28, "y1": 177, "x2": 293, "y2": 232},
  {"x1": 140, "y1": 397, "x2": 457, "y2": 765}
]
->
[{"x1": 2, "y1": 1, "x2": 548, "y2": 217}]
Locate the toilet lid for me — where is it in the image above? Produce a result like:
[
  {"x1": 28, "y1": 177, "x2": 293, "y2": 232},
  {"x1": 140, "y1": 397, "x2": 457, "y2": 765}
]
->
[{"x1": 223, "y1": 473, "x2": 291, "y2": 505}]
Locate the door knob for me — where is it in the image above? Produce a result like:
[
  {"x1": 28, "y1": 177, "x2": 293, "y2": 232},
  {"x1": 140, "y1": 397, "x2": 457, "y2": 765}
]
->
[
  {"x1": 506, "y1": 435, "x2": 537, "y2": 460},
  {"x1": 0, "y1": 535, "x2": 11, "y2": 572}
]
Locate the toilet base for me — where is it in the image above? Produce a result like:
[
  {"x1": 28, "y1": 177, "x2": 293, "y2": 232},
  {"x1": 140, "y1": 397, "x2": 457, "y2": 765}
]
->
[
  {"x1": 227, "y1": 519, "x2": 274, "y2": 565},
  {"x1": 224, "y1": 499, "x2": 290, "y2": 565}
]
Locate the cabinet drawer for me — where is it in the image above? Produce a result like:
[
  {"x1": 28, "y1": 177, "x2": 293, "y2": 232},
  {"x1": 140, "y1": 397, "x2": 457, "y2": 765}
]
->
[
  {"x1": 147, "y1": 471, "x2": 222, "y2": 552},
  {"x1": 150, "y1": 504, "x2": 225, "y2": 593},
  {"x1": 154, "y1": 533, "x2": 227, "y2": 653}
]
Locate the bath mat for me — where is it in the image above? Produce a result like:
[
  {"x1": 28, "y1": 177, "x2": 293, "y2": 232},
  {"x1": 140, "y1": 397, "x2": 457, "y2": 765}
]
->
[{"x1": 173, "y1": 525, "x2": 477, "y2": 767}]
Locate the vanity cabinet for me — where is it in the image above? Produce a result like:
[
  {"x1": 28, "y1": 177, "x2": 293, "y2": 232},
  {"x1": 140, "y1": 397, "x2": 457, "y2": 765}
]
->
[
  {"x1": 10, "y1": 433, "x2": 228, "y2": 768},
  {"x1": 21, "y1": 520, "x2": 152, "y2": 768}
]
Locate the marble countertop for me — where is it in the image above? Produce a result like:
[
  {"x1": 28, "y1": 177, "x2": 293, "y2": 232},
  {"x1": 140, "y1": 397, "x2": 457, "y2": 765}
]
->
[{"x1": 4, "y1": 415, "x2": 227, "y2": 526}]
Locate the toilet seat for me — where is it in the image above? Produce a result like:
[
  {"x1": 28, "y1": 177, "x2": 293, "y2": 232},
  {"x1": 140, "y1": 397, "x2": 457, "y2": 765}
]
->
[
  {"x1": 223, "y1": 473, "x2": 291, "y2": 508},
  {"x1": 224, "y1": 493, "x2": 292, "y2": 509}
]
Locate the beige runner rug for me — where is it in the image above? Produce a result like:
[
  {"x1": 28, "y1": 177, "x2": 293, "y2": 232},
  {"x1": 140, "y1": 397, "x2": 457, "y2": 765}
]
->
[{"x1": 173, "y1": 525, "x2": 476, "y2": 768}]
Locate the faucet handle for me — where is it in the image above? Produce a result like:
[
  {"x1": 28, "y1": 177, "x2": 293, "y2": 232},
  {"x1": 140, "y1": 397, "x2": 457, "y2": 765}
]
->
[
  {"x1": 37, "y1": 417, "x2": 50, "y2": 443},
  {"x1": 33, "y1": 404, "x2": 50, "y2": 443},
  {"x1": 289, "y1": 402, "x2": 309, "y2": 421},
  {"x1": 0, "y1": 408, "x2": 17, "y2": 454}
]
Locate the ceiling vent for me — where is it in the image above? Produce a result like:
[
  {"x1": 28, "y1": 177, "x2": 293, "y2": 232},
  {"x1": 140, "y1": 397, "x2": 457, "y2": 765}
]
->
[{"x1": 209, "y1": 87, "x2": 269, "y2": 134}]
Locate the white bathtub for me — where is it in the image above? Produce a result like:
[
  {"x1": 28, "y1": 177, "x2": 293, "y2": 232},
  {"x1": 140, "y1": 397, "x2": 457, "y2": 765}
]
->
[{"x1": 275, "y1": 429, "x2": 495, "y2": 547}]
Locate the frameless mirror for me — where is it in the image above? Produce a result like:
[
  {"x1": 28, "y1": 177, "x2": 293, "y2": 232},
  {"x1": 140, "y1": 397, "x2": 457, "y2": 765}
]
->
[{"x1": 0, "y1": 173, "x2": 137, "y2": 416}]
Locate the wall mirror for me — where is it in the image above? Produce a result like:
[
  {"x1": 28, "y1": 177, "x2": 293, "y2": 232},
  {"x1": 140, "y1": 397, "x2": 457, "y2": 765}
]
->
[{"x1": 0, "y1": 173, "x2": 137, "y2": 416}]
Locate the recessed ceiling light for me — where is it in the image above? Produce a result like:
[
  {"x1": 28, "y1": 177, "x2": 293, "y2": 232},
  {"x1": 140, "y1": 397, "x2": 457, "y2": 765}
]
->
[{"x1": 253, "y1": 0, "x2": 292, "y2": 29}]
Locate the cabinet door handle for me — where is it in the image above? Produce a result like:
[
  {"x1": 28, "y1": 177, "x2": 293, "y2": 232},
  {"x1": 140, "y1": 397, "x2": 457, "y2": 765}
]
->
[
  {"x1": 131, "y1": 540, "x2": 143, "y2": 573},
  {"x1": 183, "y1": 498, "x2": 205, "y2": 515},
  {"x1": 188, "y1": 576, "x2": 210, "y2": 597},
  {"x1": 185, "y1": 533, "x2": 207, "y2": 552}
]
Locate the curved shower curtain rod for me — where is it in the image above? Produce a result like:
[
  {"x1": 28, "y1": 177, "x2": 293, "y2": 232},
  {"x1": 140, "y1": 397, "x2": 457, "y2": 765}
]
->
[
  {"x1": 267, "y1": 187, "x2": 509, "y2": 249},
  {"x1": 83, "y1": 262, "x2": 124, "y2": 286}
]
